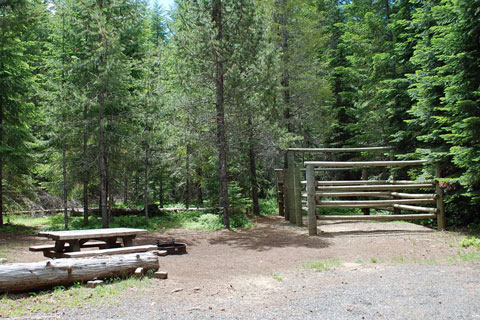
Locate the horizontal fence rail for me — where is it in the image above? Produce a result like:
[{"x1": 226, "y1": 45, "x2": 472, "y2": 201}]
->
[
  {"x1": 303, "y1": 157, "x2": 446, "y2": 235},
  {"x1": 304, "y1": 160, "x2": 428, "y2": 168},
  {"x1": 288, "y1": 147, "x2": 392, "y2": 153},
  {"x1": 315, "y1": 184, "x2": 435, "y2": 191},
  {"x1": 316, "y1": 214, "x2": 437, "y2": 221}
]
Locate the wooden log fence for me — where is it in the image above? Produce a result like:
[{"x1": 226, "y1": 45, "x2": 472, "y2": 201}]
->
[
  {"x1": 276, "y1": 147, "x2": 446, "y2": 236},
  {"x1": 305, "y1": 160, "x2": 446, "y2": 235}
]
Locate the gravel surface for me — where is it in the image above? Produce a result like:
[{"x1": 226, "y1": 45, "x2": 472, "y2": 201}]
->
[{"x1": 50, "y1": 264, "x2": 480, "y2": 320}]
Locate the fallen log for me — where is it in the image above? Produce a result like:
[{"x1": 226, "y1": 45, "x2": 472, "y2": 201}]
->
[{"x1": 0, "y1": 251, "x2": 161, "y2": 293}]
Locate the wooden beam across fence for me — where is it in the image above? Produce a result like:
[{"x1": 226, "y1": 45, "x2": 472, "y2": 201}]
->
[
  {"x1": 316, "y1": 184, "x2": 435, "y2": 191},
  {"x1": 304, "y1": 160, "x2": 428, "y2": 168},
  {"x1": 314, "y1": 180, "x2": 435, "y2": 186},
  {"x1": 316, "y1": 214, "x2": 437, "y2": 221},
  {"x1": 393, "y1": 204, "x2": 438, "y2": 213},
  {"x1": 317, "y1": 198, "x2": 435, "y2": 208},
  {"x1": 288, "y1": 146, "x2": 392, "y2": 153}
]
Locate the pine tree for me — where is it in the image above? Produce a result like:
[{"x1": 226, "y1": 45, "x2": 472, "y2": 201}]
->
[{"x1": 0, "y1": 0, "x2": 43, "y2": 226}]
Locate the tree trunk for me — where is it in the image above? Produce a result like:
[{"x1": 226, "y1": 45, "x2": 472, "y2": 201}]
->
[
  {"x1": 159, "y1": 170, "x2": 164, "y2": 208},
  {"x1": 196, "y1": 167, "x2": 203, "y2": 206},
  {"x1": 278, "y1": 0, "x2": 291, "y2": 168},
  {"x1": 0, "y1": 101, "x2": 3, "y2": 227},
  {"x1": 0, "y1": 252, "x2": 160, "y2": 293},
  {"x1": 123, "y1": 170, "x2": 128, "y2": 204},
  {"x1": 144, "y1": 142, "x2": 149, "y2": 219},
  {"x1": 185, "y1": 144, "x2": 191, "y2": 209},
  {"x1": 106, "y1": 157, "x2": 113, "y2": 222},
  {"x1": 135, "y1": 165, "x2": 139, "y2": 203},
  {"x1": 62, "y1": 146, "x2": 68, "y2": 229},
  {"x1": 248, "y1": 117, "x2": 260, "y2": 215},
  {"x1": 213, "y1": 0, "x2": 230, "y2": 228},
  {"x1": 83, "y1": 104, "x2": 89, "y2": 226},
  {"x1": 98, "y1": 0, "x2": 108, "y2": 228}
]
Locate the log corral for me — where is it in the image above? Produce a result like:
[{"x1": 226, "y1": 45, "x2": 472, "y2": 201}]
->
[
  {"x1": 277, "y1": 147, "x2": 447, "y2": 235},
  {"x1": 0, "y1": 251, "x2": 161, "y2": 293}
]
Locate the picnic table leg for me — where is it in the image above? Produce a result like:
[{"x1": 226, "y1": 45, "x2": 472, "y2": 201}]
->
[
  {"x1": 105, "y1": 237, "x2": 119, "y2": 248},
  {"x1": 54, "y1": 240, "x2": 67, "y2": 252},
  {"x1": 66, "y1": 240, "x2": 81, "y2": 252},
  {"x1": 122, "y1": 236, "x2": 135, "y2": 247}
]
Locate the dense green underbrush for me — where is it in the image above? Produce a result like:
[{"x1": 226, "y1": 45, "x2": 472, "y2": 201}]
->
[{"x1": 1, "y1": 210, "x2": 254, "y2": 234}]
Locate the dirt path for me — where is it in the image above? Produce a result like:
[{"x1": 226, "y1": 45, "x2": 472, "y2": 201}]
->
[{"x1": 2, "y1": 215, "x2": 479, "y2": 319}]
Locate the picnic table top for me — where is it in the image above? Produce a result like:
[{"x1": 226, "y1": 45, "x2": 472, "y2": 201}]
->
[{"x1": 38, "y1": 228, "x2": 148, "y2": 241}]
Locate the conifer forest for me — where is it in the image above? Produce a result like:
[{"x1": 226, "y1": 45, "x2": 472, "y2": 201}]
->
[{"x1": 1, "y1": 0, "x2": 479, "y2": 229}]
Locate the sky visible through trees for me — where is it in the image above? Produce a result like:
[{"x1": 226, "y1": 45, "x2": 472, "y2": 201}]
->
[{"x1": 150, "y1": 0, "x2": 174, "y2": 11}]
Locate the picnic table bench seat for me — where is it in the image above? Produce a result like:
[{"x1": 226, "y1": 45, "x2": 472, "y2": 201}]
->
[
  {"x1": 29, "y1": 240, "x2": 120, "y2": 252},
  {"x1": 61, "y1": 245, "x2": 164, "y2": 258}
]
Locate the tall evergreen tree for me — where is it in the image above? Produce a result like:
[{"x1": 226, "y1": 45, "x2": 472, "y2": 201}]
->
[{"x1": 0, "y1": 0, "x2": 43, "y2": 226}]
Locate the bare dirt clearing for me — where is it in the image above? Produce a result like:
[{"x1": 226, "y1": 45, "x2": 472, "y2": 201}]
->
[{"x1": 2, "y1": 215, "x2": 479, "y2": 319}]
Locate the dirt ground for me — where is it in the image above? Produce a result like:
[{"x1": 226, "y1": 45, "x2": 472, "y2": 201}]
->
[
  {"x1": 0, "y1": 215, "x2": 467, "y2": 273},
  {"x1": 2, "y1": 215, "x2": 479, "y2": 319}
]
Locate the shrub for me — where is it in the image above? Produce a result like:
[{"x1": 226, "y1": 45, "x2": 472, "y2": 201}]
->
[{"x1": 230, "y1": 213, "x2": 253, "y2": 229}]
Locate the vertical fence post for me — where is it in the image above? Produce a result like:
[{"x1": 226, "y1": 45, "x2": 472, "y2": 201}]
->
[
  {"x1": 361, "y1": 168, "x2": 370, "y2": 215},
  {"x1": 435, "y1": 163, "x2": 446, "y2": 230},
  {"x1": 283, "y1": 168, "x2": 290, "y2": 221},
  {"x1": 275, "y1": 169, "x2": 285, "y2": 217},
  {"x1": 287, "y1": 151, "x2": 297, "y2": 224},
  {"x1": 306, "y1": 164, "x2": 317, "y2": 235},
  {"x1": 294, "y1": 164, "x2": 303, "y2": 227}
]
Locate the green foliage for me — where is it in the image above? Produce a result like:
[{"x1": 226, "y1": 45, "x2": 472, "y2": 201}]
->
[
  {"x1": 259, "y1": 197, "x2": 278, "y2": 216},
  {"x1": 228, "y1": 182, "x2": 252, "y2": 214},
  {"x1": 303, "y1": 258, "x2": 341, "y2": 272},
  {"x1": 37, "y1": 210, "x2": 253, "y2": 233},
  {"x1": 230, "y1": 214, "x2": 253, "y2": 229},
  {"x1": 460, "y1": 237, "x2": 480, "y2": 249},
  {"x1": 192, "y1": 214, "x2": 224, "y2": 231}
]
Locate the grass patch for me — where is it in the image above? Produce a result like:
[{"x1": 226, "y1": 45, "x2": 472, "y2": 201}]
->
[
  {"x1": 446, "y1": 250, "x2": 480, "y2": 264},
  {"x1": 303, "y1": 258, "x2": 340, "y2": 272},
  {"x1": 391, "y1": 256, "x2": 406, "y2": 264},
  {"x1": 0, "y1": 214, "x2": 51, "y2": 235},
  {"x1": 184, "y1": 213, "x2": 224, "y2": 231},
  {"x1": 272, "y1": 273, "x2": 283, "y2": 282},
  {"x1": 390, "y1": 256, "x2": 439, "y2": 265},
  {"x1": 0, "y1": 276, "x2": 153, "y2": 318},
  {"x1": 460, "y1": 236, "x2": 480, "y2": 249}
]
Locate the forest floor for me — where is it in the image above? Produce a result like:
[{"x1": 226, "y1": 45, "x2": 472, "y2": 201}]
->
[{"x1": 2, "y1": 215, "x2": 480, "y2": 319}]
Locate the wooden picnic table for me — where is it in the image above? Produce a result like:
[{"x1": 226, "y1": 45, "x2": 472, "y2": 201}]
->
[{"x1": 33, "y1": 228, "x2": 149, "y2": 258}]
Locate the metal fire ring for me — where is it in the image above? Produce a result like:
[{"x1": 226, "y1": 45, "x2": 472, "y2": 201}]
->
[{"x1": 156, "y1": 239, "x2": 187, "y2": 255}]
